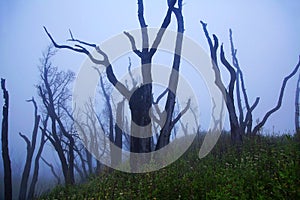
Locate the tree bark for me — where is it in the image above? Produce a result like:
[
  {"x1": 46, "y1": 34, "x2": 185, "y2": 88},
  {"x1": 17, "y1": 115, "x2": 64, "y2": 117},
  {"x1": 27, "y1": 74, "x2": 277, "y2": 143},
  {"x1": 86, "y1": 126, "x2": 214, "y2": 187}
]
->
[
  {"x1": 156, "y1": 5, "x2": 184, "y2": 150},
  {"x1": 112, "y1": 100, "x2": 124, "y2": 167},
  {"x1": 129, "y1": 84, "x2": 152, "y2": 171},
  {"x1": 27, "y1": 116, "x2": 47, "y2": 200},
  {"x1": 1, "y1": 78, "x2": 12, "y2": 200},
  {"x1": 295, "y1": 73, "x2": 300, "y2": 134},
  {"x1": 18, "y1": 98, "x2": 41, "y2": 200},
  {"x1": 201, "y1": 21, "x2": 243, "y2": 144}
]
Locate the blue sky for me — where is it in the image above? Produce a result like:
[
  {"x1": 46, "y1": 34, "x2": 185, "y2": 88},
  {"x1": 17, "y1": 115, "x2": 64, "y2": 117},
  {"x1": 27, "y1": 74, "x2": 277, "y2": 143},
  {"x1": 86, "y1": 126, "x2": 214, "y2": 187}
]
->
[{"x1": 0, "y1": 0, "x2": 300, "y2": 156}]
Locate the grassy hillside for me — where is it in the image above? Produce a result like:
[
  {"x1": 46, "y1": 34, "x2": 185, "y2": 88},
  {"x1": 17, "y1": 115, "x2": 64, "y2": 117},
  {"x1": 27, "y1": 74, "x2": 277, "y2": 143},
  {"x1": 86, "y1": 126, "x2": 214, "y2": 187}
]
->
[{"x1": 40, "y1": 134, "x2": 300, "y2": 199}]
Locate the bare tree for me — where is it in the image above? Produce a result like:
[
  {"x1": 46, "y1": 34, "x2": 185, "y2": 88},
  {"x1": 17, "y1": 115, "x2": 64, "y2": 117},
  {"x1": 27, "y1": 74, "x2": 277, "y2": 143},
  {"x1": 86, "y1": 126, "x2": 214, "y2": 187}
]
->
[
  {"x1": 70, "y1": 98, "x2": 109, "y2": 177},
  {"x1": 229, "y1": 29, "x2": 258, "y2": 135},
  {"x1": 201, "y1": 21, "x2": 300, "y2": 143},
  {"x1": 251, "y1": 58, "x2": 300, "y2": 135},
  {"x1": 44, "y1": 0, "x2": 190, "y2": 171},
  {"x1": 27, "y1": 115, "x2": 47, "y2": 200},
  {"x1": 155, "y1": 0, "x2": 187, "y2": 150},
  {"x1": 201, "y1": 21, "x2": 243, "y2": 143},
  {"x1": 1, "y1": 78, "x2": 12, "y2": 200},
  {"x1": 295, "y1": 73, "x2": 300, "y2": 135},
  {"x1": 18, "y1": 97, "x2": 43, "y2": 200},
  {"x1": 37, "y1": 45, "x2": 76, "y2": 185}
]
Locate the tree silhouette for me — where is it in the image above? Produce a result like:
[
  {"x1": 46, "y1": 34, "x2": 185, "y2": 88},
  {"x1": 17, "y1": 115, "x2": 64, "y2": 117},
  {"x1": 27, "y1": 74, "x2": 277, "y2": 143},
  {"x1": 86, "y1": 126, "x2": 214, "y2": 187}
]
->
[
  {"x1": 44, "y1": 0, "x2": 190, "y2": 170},
  {"x1": 295, "y1": 73, "x2": 300, "y2": 136},
  {"x1": 201, "y1": 21, "x2": 300, "y2": 143},
  {"x1": 18, "y1": 97, "x2": 47, "y2": 200},
  {"x1": 1, "y1": 78, "x2": 12, "y2": 200},
  {"x1": 37, "y1": 46, "x2": 76, "y2": 185}
]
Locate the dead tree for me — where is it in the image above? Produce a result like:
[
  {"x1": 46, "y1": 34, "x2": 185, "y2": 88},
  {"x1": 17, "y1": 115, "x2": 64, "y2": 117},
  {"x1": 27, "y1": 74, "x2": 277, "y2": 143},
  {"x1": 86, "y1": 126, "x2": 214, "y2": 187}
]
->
[
  {"x1": 155, "y1": 0, "x2": 186, "y2": 150},
  {"x1": 295, "y1": 73, "x2": 300, "y2": 135},
  {"x1": 251, "y1": 58, "x2": 300, "y2": 134},
  {"x1": 44, "y1": 0, "x2": 190, "y2": 170},
  {"x1": 37, "y1": 46, "x2": 76, "y2": 185},
  {"x1": 73, "y1": 99, "x2": 109, "y2": 176},
  {"x1": 18, "y1": 97, "x2": 42, "y2": 200},
  {"x1": 229, "y1": 29, "x2": 258, "y2": 135},
  {"x1": 201, "y1": 21, "x2": 300, "y2": 142},
  {"x1": 201, "y1": 21, "x2": 244, "y2": 143},
  {"x1": 27, "y1": 115, "x2": 47, "y2": 200},
  {"x1": 1, "y1": 78, "x2": 12, "y2": 200},
  {"x1": 63, "y1": 94, "x2": 105, "y2": 178}
]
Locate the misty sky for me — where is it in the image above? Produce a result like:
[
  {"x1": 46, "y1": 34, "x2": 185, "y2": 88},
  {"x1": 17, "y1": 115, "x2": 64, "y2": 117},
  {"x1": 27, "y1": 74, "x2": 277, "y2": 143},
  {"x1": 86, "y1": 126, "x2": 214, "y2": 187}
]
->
[{"x1": 0, "y1": 0, "x2": 300, "y2": 160}]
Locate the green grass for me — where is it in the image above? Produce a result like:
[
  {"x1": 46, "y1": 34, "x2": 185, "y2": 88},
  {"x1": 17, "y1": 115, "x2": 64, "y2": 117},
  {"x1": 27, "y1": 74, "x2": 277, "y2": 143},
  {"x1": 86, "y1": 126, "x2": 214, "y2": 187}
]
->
[{"x1": 40, "y1": 134, "x2": 300, "y2": 199}]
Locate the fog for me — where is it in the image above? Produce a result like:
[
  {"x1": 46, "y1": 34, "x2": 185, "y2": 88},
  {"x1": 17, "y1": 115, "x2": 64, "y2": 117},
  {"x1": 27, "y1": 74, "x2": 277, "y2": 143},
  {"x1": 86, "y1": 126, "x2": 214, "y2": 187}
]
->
[{"x1": 0, "y1": 0, "x2": 300, "y2": 198}]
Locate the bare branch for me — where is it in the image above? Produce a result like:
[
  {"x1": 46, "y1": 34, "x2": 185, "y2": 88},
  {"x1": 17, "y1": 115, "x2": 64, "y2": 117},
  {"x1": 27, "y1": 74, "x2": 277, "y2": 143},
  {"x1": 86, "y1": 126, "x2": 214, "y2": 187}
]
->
[
  {"x1": 19, "y1": 132, "x2": 31, "y2": 148},
  {"x1": 68, "y1": 29, "x2": 74, "y2": 40},
  {"x1": 45, "y1": 27, "x2": 130, "y2": 99},
  {"x1": 171, "y1": 99, "x2": 191, "y2": 127},
  {"x1": 19, "y1": 95, "x2": 41, "y2": 199},
  {"x1": 230, "y1": 29, "x2": 254, "y2": 127},
  {"x1": 127, "y1": 57, "x2": 138, "y2": 88},
  {"x1": 67, "y1": 29, "x2": 110, "y2": 65},
  {"x1": 220, "y1": 44, "x2": 236, "y2": 99},
  {"x1": 295, "y1": 73, "x2": 300, "y2": 132},
  {"x1": 44, "y1": 26, "x2": 105, "y2": 65},
  {"x1": 149, "y1": 0, "x2": 176, "y2": 56},
  {"x1": 67, "y1": 29, "x2": 97, "y2": 48},
  {"x1": 1, "y1": 78, "x2": 12, "y2": 200},
  {"x1": 41, "y1": 157, "x2": 61, "y2": 185},
  {"x1": 200, "y1": 21, "x2": 225, "y2": 96},
  {"x1": 153, "y1": 88, "x2": 168, "y2": 104},
  {"x1": 26, "y1": 97, "x2": 38, "y2": 115},
  {"x1": 252, "y1": 56, "x2": 300, "y2": 134},
  {"x1": 137, "y1": 0, "x2": 147, "y2": 28},
  {"x1": 242, "y1": 97, "x2": 260, "y2": 132},
  {"x1": 200, "y1": 21, "x2": 219, "y2": 66},
  {"x1": 124, "y1": 31, "x2": 142, "y2": 57},
  {"x1": 230, "y1": 32, "x2": 244, "y2": 124},
  {"x1": 93, "y1": 66, "x2": 130, "y2": 100},
  {"x1": 137, "y1": 0, "x2": 149, "y2": 52}
]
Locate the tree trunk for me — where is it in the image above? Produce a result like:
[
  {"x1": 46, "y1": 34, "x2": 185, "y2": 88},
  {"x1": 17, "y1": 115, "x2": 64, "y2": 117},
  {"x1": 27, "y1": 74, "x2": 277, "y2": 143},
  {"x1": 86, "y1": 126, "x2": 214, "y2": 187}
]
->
[
  {"x1": 156, "y1": 6, "x2": 184, "y2": 150},
  {"x1": 48, "y1": 116, "x2": 73, "y2": 185},
  {"x1": 67, "y1": 137, "x2": 75, "y2": 185},
  {"x1": 43, "y1": 0, "x2": 181, "y2": 172},
  {"x1": 1, "y1": 78, "x2": 12, "y2": 200},
  {"x1": 156, "y1": 91, "x2": 175, "y2": 150},
  {"x1": 27, "y1": 126, "x2": 46, "y2": 200},
  {"x1": 226, "y1": 93, "x2": 243, "y2": 144},
  {"x1": 19, "y1": 98, "x2": 41, "y2": 200},
  {"x1": 129, "y1": 84, "x2": 152, "y2": 171},
  {"x1": 112, "y1": 100, "x2": 124, "y2": 167},
  {"x1": 295, "y1": 73, "x2": 300, "y2": 134}
]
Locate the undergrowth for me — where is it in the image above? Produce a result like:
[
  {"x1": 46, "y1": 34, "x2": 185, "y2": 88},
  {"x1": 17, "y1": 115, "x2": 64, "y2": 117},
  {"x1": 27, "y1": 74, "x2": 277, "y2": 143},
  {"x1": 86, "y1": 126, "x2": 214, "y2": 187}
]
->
[{"x1": 40, "y1": 133, "x2": 300, "y2": 199}]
